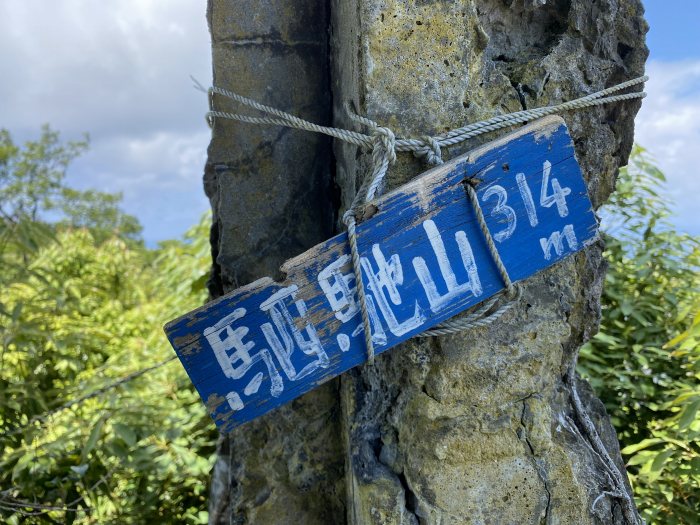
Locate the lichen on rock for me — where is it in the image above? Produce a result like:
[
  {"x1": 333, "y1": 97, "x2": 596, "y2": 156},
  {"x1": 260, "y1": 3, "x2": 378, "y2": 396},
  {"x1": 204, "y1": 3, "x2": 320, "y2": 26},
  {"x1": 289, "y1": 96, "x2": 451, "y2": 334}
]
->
[{"x1": 205, "y1": 0, "x2": 648, "y2": 523}]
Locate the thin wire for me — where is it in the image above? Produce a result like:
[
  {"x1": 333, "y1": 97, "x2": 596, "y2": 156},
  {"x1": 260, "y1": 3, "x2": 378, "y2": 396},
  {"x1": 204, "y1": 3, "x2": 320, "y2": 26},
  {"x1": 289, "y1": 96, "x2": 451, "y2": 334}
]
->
[
  {"x1": 0, "y1": 471, "x2": 113, "y2": 517},
  {"x1": 566, "y1": 350, "x2": 642, "y2": 524},
  {"x1": 0, "y1": 356, "x2": 177, "y2": 440}
]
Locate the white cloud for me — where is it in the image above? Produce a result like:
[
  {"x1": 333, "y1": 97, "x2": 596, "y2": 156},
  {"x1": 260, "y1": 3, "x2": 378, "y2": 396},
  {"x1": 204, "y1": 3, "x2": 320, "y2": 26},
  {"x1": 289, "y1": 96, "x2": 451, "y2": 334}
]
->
[
  {"x1": 0, "y1": 1, "x2": 212, "y2": 137},
  {"x1": 2, "y1": 4, "x2": 697, "y2": 241},
  {"x1": 70, "y1": 130, "x2": 210, "y2": 193},
  {"x1": 0, "y1": 0, "x2": 212, "y2": 244},
  {"x1": 635, "y1": 60, "x2": 700, "y2": 235}
]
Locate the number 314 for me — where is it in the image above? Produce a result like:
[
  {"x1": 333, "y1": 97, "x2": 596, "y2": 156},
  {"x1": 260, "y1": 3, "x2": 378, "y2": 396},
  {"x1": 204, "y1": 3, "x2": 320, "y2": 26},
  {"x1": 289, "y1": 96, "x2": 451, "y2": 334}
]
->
[{"x1": 480, "y1": 160, "x2": 571, "y2": 242}]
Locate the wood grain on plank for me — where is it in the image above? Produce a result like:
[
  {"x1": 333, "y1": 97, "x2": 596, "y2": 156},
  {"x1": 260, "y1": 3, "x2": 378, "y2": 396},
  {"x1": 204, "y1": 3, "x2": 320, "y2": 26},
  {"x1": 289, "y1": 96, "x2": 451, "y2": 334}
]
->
[{"x1": 164, "y1": 116, "x2": 598, "y2": 433}]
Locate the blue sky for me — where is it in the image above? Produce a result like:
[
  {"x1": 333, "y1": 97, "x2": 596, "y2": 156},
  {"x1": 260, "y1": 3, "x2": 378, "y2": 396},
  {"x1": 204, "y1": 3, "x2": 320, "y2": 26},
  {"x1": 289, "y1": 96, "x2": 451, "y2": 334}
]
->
[
  {"x1": 0, "y1": 0, "x2": 697, "y2": 244},
  {"x1": 645, "y1": 0, "x2": 700, "y2": 61},
  {"x1": 635, "y1": 1, "x2": 700, "y2": 235},
  {"x1": 0, "y1": 1, "x2": 212, "y2": 245}
]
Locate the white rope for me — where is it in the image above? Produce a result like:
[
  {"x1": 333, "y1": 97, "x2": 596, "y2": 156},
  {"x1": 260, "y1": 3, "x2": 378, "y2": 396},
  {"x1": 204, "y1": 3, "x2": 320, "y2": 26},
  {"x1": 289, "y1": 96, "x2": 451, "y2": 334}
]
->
[
  {"x1": 417, "y1": 286, "x2": 522, "y2": 337},
  {"x1": 341, "y1": 210, "x2": 376, "y2": 362},
  {"x1": 200, "y1": 75, "x2": 647, "y2": 362},
  {"x1": 199, "y1": 75, "x2": 647, "y2": 160},
  {"x1": 344, "y1": 104, "x2": 398, "y2": 202}
]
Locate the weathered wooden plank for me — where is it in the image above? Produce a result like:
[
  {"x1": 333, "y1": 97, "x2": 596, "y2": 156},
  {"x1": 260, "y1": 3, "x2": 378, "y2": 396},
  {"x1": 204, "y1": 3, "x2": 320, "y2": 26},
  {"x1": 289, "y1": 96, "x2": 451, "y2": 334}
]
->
[{"x1": 164, "y1": 115, "x2": 598, "y2": 433}]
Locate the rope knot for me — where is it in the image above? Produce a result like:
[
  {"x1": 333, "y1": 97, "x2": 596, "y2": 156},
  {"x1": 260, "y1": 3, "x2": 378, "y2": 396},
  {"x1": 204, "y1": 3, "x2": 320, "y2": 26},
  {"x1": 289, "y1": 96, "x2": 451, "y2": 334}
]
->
[
  {"x1": 419, "y1": 135, "x2": 443, "y2": 165},
  {"x1": 371, "y1": 126, "x2": 397, "y2": 165},
  {"x1": 196, "y1": 75, "x2": 647, "y2": 373}
]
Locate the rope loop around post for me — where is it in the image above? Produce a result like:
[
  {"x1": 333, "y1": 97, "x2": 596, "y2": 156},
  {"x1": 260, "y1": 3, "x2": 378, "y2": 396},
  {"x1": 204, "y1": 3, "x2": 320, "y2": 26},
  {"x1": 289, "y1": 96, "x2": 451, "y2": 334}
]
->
[
  {"x1": 365, "y1": 126, "x2": 396, "y2": 202},
  {"x1": 371, "y1": 126, "x2": 397, "y2": 165},
  {"x1": 346, "y1": 106, "x2": 397, "y2": 204},
  {"x1": 198, "y1": 75, "x2": 648, "y2": 358},
  {"x1": 423, "y1": 179, "x2": 520, "y2": 336}
]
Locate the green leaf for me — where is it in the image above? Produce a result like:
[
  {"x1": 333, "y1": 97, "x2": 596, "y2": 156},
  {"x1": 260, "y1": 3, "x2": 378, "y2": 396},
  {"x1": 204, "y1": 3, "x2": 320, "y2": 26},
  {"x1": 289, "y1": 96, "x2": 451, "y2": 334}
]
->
[
  {"x1": 650, "y1": 449, "x2": 674, "y2": 472},
  {"x1": 621, "y1": 301, "x2": 633, "y2": 316},
  {"x1": 678, "y1": 399, "x2": 700, "y2": 430},
  {"x1": 113, "y1": 422, "x2": 137, "y2": 447},
  {"x1": 80, "y1": 413, "x2": 107, "y2": 464},
  {"x1": 593, "y1": 332, "x2": 620, "y2": 346},
  {"x1": 106, "y1": 438, "x2": 130, "y2": 461},
  {"x1": 626, "y1": 450, "x2": 656, "y2": 467},
  {"x1": 190, "y1": 273, "x2": 208, "y2": 294},
  {"x1": 621, "y1": 438, "x2": 664, "y2": 455}
]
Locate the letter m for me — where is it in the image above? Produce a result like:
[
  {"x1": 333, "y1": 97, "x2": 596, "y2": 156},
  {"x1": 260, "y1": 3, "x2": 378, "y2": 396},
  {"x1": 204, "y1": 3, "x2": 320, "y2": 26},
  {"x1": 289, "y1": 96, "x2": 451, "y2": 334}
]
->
[{"x1": 539, "y1": 224, "x2": 578, "y2": 260}]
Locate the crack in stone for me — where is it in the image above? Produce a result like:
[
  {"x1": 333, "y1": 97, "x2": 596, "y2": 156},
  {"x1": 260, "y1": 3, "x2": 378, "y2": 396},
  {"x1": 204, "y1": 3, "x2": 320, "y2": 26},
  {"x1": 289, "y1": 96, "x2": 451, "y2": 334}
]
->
[
  {"x1": 397, "y1": 471, "x2": 420, "y2": 525},
  {"x1": 420, "y1": 384, "x2": 440, "y2": 404},
  {"x1": 512, "y1": 81, "x2": 528, "y2": 111},
  {"x1": 518, "y1": 399, "x2": 552, "y2": 525}
]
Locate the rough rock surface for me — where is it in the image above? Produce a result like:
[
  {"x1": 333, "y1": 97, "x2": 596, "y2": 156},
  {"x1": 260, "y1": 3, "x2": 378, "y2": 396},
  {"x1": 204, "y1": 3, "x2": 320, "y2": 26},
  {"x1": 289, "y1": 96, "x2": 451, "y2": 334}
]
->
[
  {"x1": 205, "y1": 0, "x2": 647, "y2": 523},
  {"x1": 204, "y1": 1, "x2": 344, "y2": 524}
]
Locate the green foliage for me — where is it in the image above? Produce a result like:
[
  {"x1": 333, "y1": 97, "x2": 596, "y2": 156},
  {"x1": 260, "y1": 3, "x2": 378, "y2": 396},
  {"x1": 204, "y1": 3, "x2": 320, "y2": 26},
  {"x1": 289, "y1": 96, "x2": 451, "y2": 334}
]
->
[
  {"x1": 0, "y1": 126, "x2": 141, "y2": 242},
  {"x1": 58, "y1": 189, "x2": 143, "y2": 245},
  {"x1": 0, "y1": 127, "x2": 216, "y2": 523},
  {"x1": 1, "y1": 125, "x2": 88, "y2": 222},
  {"x1": 0, "y1": 217, "x2": 216, "y2": 524},
  {"x1": 579, "y1": 146, "x2": 700, "y2": 524},
  {"x1": 3, "y1": 126, "x2": 696, "y2": 524}
]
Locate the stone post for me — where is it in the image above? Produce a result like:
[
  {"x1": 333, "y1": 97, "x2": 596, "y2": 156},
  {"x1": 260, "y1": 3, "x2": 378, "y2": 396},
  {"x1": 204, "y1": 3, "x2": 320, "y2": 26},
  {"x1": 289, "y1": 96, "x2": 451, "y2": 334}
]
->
[
  {"x1": 204, "y1": 1, "x2": 344, "y2": 523},
  {"x1": 331, "y1": 0, "x2": 646, "y2": 523},
  {"x1": 204, "y1": 0, "x2": 648, "y2": 523}
]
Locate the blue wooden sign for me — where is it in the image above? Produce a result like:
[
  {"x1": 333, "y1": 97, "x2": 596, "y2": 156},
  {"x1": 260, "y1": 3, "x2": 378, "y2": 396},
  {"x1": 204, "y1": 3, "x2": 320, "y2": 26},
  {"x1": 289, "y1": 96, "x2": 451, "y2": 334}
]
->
[{"x1": 164, "y1": 116, "x2": 598, "y2": 433}]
